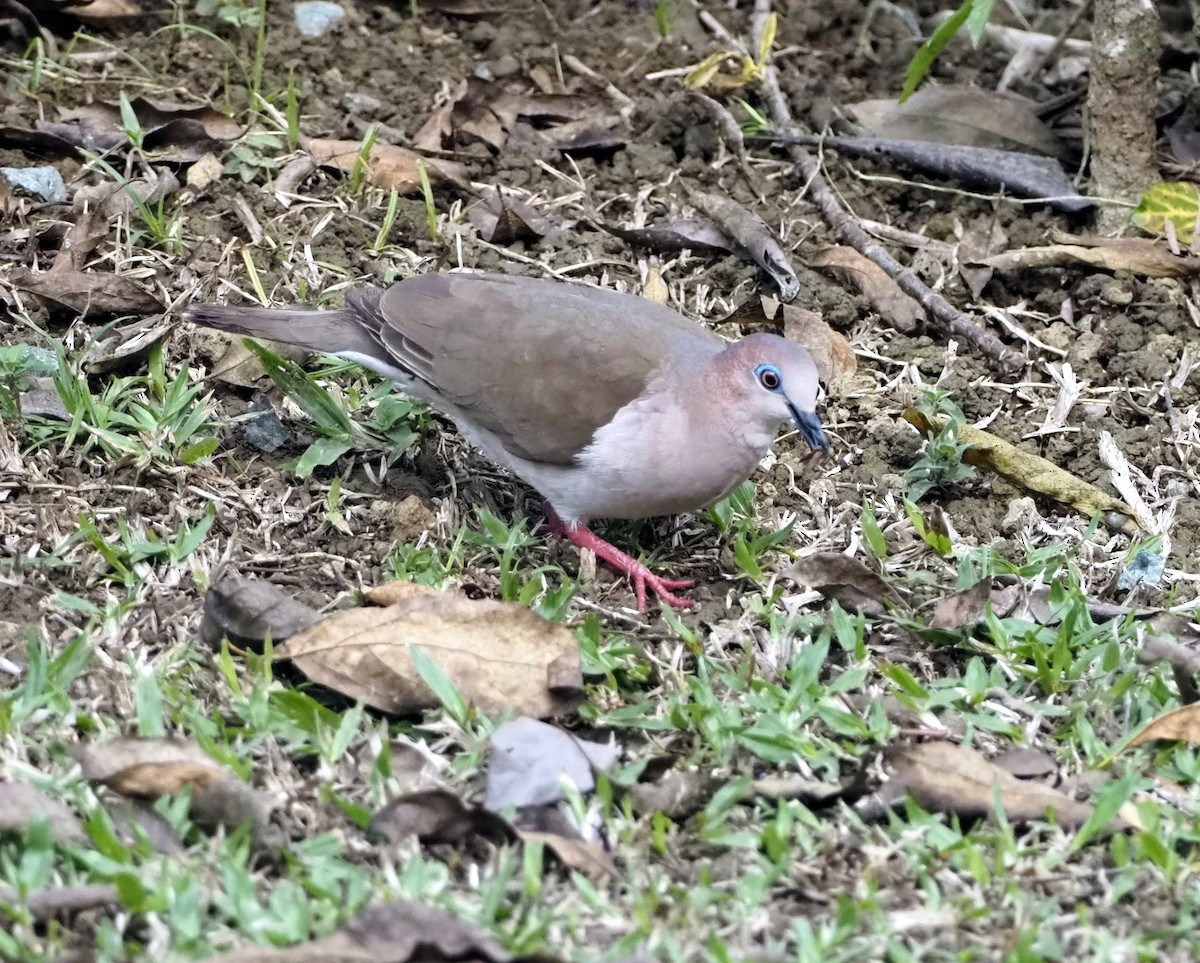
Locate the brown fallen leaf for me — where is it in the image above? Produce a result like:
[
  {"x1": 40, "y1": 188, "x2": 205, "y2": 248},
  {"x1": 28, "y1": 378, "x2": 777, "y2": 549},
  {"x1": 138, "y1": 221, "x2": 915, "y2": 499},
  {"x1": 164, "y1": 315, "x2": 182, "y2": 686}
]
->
[
  {"x1": 991, "y1": 748, "x2": 1059, "y2": 779},
  {"x1": 520, "y1": 829, "x2": 617, "y2": 878},
  {"x1": 198, "y1": 900, "x2": 529, "y2": 963},
  {"x1": 779, "y1": 302, "x2": 857, "y2": 384},
  {"x1": 304, "y1": 138, "x2": 468, "y2": 194},
  {"x1": 0, "y1": 780, "x2": 86, "y2": 844},
  {"x1": 276, "y1": 588, "x2": 584, "y2": 718},
  {"x1": 850, "y1": 86, "x2": 1063, "y2": 157},
  {"x1": 902, "y1": 408, "x2": 1138, "y2": 534},
  {"x1": 468, "y1": 188, "x2": 550, "y2": 244},
  {"x1": 1124, "y1": 703, "x2": 1200, "y2": 750},
  {"x1": 0, "y1": 883, "x2": 120, "y2": 921},
  {"x1": 49, "y1": 208, "x2": 109, "y2": 274},
  {"x1": 979, "y1": 237, "x2": 1200, "y2": 279},
  {"x1": 370, "y1": 789, "x2": 515, "y2": 846},
  {"x1": 75, "y1": 737, "x2": 274, "y2": 841},
  {"x1": 781, "y1": 553, "x2": 901, "y2": 617},
  {"x1": 200, "y1": 574, "x2": 321, "y2": 652},
  {"x1": 513, "y1": 804, "x2": 617, "y2": 879},
  {"x1": 14, "y1": 268, "x2": 163, "y2": 317},
  {"x1": 929, "y1": 579, "x2": 993, "y2": 630},
  {"x1": 884, "y1": 742, "x2": 1098, "y2": 827},
  {"x1": 452, "y1": 78, "x2": 518, "y2": 153},
  {"x1": 809, "y1": 245, "x2": 925, "y2": 334}
]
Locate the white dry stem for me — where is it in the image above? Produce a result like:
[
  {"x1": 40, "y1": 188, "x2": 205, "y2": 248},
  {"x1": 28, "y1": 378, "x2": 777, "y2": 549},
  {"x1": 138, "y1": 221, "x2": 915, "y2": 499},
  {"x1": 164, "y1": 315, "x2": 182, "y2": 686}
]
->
[{"x1": 1097, "y1": 430, "x2": 1172, "y2": 546}]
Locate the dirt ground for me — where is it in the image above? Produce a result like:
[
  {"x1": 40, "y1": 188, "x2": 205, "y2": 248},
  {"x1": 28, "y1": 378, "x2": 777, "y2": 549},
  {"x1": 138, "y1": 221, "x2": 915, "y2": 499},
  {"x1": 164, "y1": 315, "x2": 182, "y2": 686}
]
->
[{"x1": 4, "y1": 0, "x2": 1200, "y2": 960}]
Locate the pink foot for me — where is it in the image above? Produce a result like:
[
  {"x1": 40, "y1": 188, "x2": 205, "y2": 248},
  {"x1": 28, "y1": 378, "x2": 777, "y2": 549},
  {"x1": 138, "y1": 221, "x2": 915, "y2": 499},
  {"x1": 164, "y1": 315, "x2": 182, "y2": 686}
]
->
[{"x1": 542, "y1": 504, "x2": 695, "y2": 611}]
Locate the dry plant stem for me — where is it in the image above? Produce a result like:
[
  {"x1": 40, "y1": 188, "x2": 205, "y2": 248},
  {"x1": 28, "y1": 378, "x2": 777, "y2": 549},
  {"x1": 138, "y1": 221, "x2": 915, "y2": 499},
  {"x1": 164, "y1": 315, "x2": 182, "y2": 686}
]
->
[
  {"x1": 747, "y1": 1, "x2": 1023, "y2": 376},
  {"x1": 1087, "y1": 0, "x2": 1160, "y2": 233}
]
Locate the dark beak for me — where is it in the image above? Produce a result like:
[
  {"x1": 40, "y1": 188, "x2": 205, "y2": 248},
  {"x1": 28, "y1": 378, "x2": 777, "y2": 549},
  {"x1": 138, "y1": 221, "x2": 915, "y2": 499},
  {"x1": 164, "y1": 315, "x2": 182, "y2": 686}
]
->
[{"x1": 789, "y1": 405, "x2": 829, "y2": 454}]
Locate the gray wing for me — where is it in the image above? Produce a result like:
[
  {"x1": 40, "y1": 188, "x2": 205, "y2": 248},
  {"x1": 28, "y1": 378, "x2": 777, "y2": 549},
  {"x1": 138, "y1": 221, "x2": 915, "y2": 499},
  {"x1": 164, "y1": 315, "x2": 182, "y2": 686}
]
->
[{"x1": 357, "y1": 273, "x2": 721, "y2": 465}]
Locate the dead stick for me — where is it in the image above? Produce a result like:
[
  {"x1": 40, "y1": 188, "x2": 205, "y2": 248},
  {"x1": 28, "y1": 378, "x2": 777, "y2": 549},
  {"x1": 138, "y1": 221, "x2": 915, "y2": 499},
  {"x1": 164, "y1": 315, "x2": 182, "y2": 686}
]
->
[{"x1": 746, "y1": 0, "x2": 1024, "y2": 375}]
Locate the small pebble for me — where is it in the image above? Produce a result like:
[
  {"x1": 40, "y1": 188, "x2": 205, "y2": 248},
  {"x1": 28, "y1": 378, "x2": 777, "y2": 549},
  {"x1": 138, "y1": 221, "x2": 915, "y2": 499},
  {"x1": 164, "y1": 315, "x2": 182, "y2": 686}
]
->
[
  {"x1": 293, "y1": 1, "x2": 345, "y2": 37},
  {"x1": 1, "y1": 166, "x2": 68, "y2": 204}
]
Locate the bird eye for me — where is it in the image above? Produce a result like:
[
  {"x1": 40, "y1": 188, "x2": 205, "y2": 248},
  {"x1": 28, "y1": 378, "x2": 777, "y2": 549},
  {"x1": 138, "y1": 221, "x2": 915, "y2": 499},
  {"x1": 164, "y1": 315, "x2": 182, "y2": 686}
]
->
[{"x1": 755, "y1": 364, "x2": 782, "y2": 391}]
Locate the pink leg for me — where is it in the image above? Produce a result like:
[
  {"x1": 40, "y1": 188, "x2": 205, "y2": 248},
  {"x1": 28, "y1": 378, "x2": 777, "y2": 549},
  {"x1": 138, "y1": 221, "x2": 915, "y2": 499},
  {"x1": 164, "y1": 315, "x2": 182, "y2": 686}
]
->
[{"x1": 543, "y1": 504, "x2": 695, "y2": 611}]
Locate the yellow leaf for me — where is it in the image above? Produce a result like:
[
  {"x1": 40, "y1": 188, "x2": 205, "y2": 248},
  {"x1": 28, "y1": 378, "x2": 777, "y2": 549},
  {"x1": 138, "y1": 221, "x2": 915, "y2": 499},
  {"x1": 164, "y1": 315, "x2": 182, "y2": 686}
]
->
[
  {"x1": 1131, "y1": 181, "x2": 1200, "y2": 245},
  {"x1": 683, "y1": 52, "x2": 734, "y2": 90},
  {"x1": 756, "y1": 12, "x2": 777, "y2": 67}
]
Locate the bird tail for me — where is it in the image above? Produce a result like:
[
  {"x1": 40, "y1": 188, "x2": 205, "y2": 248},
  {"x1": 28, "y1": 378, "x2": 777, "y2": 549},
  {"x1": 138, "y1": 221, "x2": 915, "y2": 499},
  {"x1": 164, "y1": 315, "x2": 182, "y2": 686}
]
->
[{"x1": 183, "y1": 304, "x2": 371, "y2": 358}]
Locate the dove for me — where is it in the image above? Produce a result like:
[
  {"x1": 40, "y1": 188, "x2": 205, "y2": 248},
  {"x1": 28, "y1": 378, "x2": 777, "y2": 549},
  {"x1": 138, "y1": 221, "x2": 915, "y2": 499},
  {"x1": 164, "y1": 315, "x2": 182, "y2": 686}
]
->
[{"x1": 185, "y1": 271, "x2": 827, "y2": 609}]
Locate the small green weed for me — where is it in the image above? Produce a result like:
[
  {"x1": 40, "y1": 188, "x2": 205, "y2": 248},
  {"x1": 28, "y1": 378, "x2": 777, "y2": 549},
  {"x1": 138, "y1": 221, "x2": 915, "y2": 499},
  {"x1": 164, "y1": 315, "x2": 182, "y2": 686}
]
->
[{"x1": 905, "y1": 389, "x2": 975, "y2": 501}]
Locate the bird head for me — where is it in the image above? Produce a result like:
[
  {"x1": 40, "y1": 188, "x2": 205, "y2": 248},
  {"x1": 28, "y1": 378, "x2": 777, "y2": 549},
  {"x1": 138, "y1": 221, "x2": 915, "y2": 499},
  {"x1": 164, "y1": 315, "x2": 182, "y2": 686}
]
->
[{"x1": 722, "y1": 333, "x2": 828, "y2": 453}]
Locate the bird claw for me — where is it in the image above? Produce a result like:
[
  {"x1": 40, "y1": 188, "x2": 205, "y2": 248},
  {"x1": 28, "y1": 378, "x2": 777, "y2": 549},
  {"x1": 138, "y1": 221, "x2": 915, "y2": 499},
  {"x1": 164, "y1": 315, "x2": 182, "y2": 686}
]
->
[
  {"x1": 628, "y1": 567, "x2": 696, "y2": 611},
  {"x1": 545, "y1": 505, "x2": 695, "y2": 611}
]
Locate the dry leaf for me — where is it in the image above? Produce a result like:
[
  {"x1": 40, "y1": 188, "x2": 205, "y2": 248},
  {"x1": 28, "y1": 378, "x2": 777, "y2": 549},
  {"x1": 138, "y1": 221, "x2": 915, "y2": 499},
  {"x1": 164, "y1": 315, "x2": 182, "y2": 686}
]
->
[
  {"x1": 468, "y1": 188, "x2": 549, "y2": 244},
  {"x1": 779, "y1": 301, "x2": 857, "y2": 384},
  {"x1": 902, "y1": 408, "x2": 1138, "y2": 534},
  {"x1": 200, "y1": 575, "x2": 321, "y2": 652},
  {"x1": 14, "y1": 268, "x2": 162, "y2": 317},
  {"x1": 76, "y1": 737, "x2": 230, "y2": 796},
  {"x1": 519, "y1": 829, "x2": 617, "y2": 878},
  {"x1": 75, "y1": 737, "x2": 274, "y2": 841},
  {"x1": 1125, "y1": 703, "x2": 1200, "y2": 750},
  {"x1": 81, "y1": 314, "x2": 174, "y2": 373},
  {"x1": 199, "y1": 900, "x2": 525, "y2": 963},
  {"x1": 276, "y1": 590, "x2": 584, "y2": 718},
  {"x1": 0, "y1": 781, "x2": 86, "y2": 844},
  {"x1": 782, "y1": 553, "x2": 901, "y2": 616},
  {"x1": 484, "y1": 717, "x2": 619, "y2": 811},
  {"x1": 991, "y1": 748, "x2": 1059, "y2": 779},
  {"x1": 0, "y1": 883, "x2": 120, "y2": 921},
  {"x1": 600, "y1": 217, "x2": 734, "y2": 254},
  {"x1": 850, "y1": 87, "x2": 1063, "y2": 157},
  {"x1": 929, "y1": 579, "x2": 993, "y2": 630},
  {"x1": 884, "y1": 742, "x2": 1098, "y2": 827},
  {"x1": 687, "y1": 187, "x2": 799, "y2": 300},
  {"x1": 979, "y1": 237, "x2": 1200, "y2": 279},
  {"x1": 370, "y1": 789, "x2": 515, "y2": 845},
  {"x1": 304, "y1": 138, "x2": 467, "y2": 193},
  {"x1": 809, "y1": 245, "x2": 925, "y2": 334}
]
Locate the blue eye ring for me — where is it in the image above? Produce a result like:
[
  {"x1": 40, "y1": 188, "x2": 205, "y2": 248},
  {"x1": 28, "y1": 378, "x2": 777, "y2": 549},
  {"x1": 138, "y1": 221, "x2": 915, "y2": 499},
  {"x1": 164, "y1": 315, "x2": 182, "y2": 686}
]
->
[{"x1": 755, "y1": 363, "x2": 783, "y2": 392}]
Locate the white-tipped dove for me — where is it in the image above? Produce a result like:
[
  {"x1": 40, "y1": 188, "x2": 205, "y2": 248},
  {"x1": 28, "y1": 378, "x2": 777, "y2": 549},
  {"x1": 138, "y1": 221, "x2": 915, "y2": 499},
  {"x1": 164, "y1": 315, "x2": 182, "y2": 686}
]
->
[{"x1": 186, "y1": 272, "x2": 828, "y2": 609}]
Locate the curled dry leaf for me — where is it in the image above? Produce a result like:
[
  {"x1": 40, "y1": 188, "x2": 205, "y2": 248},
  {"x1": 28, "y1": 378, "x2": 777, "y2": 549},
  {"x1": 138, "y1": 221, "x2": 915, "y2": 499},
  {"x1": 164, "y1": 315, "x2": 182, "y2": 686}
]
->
[
  {"x1": 600, "y1": 217, "x2": 734, "y2": 254},
  {"x1": 304, "y1": 138, "x2": 468, "y2": 194},
  {"x1": 883, "y1": 742, "x2": 1100, "y2": 827},
  {"x1": 276, "y1": 586, "x2": 584, "y2": 718},
  {"x1": 979, "y1": 237, "x2": 1200, "y2": 279},
  {"x1": 370, "y1": 789, "x2": 515, "y2": 845},
  {"x1": 199, "y1": 899, "x2": 529, "y2": 963},
  {"x1": 49, "y1": 208, "x2": 109, "y2": 274},
  {"x1": 81, "y1": 314, "x2": 174, "y2": 373},
  {"x1": 781, "y1": 553, "x2": 901, "y2": 617},
  {"x1": 1124, "y1": 703, "x2": 1200, "y2": 751},
  {"x1": 0, "y1": 780, "x2": 86, "y2": 844},
  {"x1": 484, "y1": 716, "x2": 620, "y2": 812},
  {"x1": 686, "y1": 187, "x2": 799, "y2": 300},
  {"x1": 902, "y1": 408, "x2": 1138, "y2": 534},
  {"x1": 468, "y1": 189, "x2": 550, "y2": 244},
  {"x1": 200, "y1": 574, "x2": 321, "y2": 652},
  {"x1": 809, "y1": 245, "x2": 925, "y2": 334}
]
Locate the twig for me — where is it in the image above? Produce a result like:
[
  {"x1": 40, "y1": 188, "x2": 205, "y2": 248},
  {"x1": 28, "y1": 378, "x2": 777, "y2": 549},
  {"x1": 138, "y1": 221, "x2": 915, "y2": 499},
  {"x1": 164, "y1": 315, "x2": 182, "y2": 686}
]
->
[{"x1": 746, "y1": 0, "x2": 1024, "y2": 375}]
